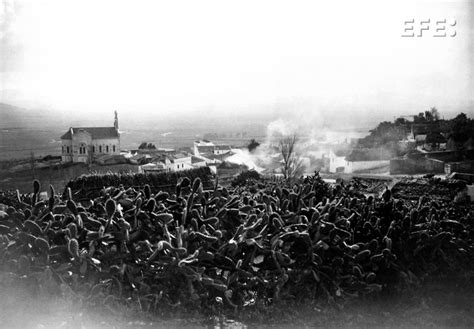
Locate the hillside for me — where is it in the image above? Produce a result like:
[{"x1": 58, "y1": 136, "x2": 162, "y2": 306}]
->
[{"x1": 0, "y1": 103, "x2": 66, "y2": 129}]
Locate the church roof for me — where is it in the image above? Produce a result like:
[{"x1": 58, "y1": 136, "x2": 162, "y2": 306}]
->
[{"x1": 61, "y1": 127, "x2": 119, "y2": 140}]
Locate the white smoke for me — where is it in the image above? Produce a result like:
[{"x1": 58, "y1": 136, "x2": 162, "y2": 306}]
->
[
  {"x1": 227, "y1": 149, "x2": 265, "y2": 172},
  {"x1": 266, "y1": 119, "x2": 298, "y2": 141},
  {"x1": 225, "y1": 116, "x2": 367, "y2": 174},
  {"x1": 225, "y1": 119, "x2": 305, "y2": 173}
]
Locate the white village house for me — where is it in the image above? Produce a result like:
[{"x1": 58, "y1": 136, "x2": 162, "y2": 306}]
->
[
  {"x1": 193, "y1": 140, "x2": 231, "y2": 157},
  {"x1": 324, "y1": 149, "x2": 390, "y2": 174},
  {"x1": 61, "y1": 112, "x2": 120, "y2": 163},
  {"x1": 325, "y1": 150, "x2": 348, "y2": 173},
  {"x1": 138, "y1": 153, "x2": 218, "y2": 174}
]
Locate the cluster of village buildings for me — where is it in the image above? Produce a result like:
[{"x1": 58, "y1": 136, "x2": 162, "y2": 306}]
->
[
  {"x1": 390, "y1": 123, "x2": 474, "y2": 175},
  {"x1": 57, "y1": 111, "x2": 370, "y2": 175},
  {"x1": 59, "y1": 112, "x2": 237, "y2": 174},
  {"x1": 59, "y1": 112, "x2": 474, "y2": 176}
]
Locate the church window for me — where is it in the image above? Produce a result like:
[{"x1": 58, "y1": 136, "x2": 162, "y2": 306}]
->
[
  {"x1": 106, "y1": 145, "x2": 109, "y2": 152},
  {"x1": 99, "y1": 145, "x2": 102, "y2": 153}
]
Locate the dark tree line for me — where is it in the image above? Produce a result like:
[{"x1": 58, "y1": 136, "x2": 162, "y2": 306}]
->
[{"x1": 139, "y1": 142, "x2": 156, "y2": 150}]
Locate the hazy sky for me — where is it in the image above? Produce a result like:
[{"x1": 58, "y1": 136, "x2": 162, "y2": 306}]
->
[{"x1": 0, "y1": 0, "x2": 472, "y2": 122}]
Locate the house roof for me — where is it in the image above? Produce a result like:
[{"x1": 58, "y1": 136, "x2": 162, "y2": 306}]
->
[
  {"x1": 166, "y1": 153, "x2": 192, "y2": 163},
  {"x1": 191, "y1": 155, "x2": 207, "y2": 164},
  {"x1": 196, "y1": 145, "x2": 215, "y2": 152},
  {"x1": 169, "y1": 152, "x2": 189, "y2": 159},
  {"x1": 215, "y1": 145, "x2": 231, "y2": 150},
  {"x1": 197, "y1": 152, "x2": 230, "y2": 161},
  {"x1": 61, "y1": 127, "x2": 119, "y2": 140},
  {"x1": 415, "y1": 134, "x2": 427, "y2": 142},
  {"x1": 141, "y1": 162, "x2": 165, "y2": 169}
]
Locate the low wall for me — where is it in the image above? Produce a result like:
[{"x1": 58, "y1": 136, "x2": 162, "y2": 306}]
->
[
  {"x1": 408, "y1": 150, "x2": 474, "y2": 162},
  {"x1": 445, "y1": 161, "x2": 474, "y2": 175},
  {"x1": 426, "y1": 158, "x2": 445, "y2": 172},
  {"x1": 449, "y1": 173, "x2": 474, "y2": 184},
  {"x1": 390, "y1": 157, "x2": 444, "y2": 175},
  {"x1": 346, "y1": 160, "x2": 390, "y2": 174}
]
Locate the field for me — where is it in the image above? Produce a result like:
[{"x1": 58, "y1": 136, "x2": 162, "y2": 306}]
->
[{"x1": 0, "y1": 162, "x2": 141, "y2": 194}]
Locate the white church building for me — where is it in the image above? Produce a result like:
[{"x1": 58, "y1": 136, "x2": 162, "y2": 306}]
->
[{"x1": 60, "y1": 112, "x2": 120, "y2": 163}]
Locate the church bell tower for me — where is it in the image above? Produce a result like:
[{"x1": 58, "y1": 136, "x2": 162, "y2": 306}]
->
[{"x1": 114, "y1": 111, "x2": 119, "y2": 131}]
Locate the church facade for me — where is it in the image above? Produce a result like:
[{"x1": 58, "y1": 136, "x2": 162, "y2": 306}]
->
[{"x1": 60, "y1": 112, "x2": 120, "y2": 163}]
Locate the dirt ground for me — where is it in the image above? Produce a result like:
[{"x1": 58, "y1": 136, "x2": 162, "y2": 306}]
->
[{"x1": 1, "y1": 275, "x2": 473, "y2": 329}]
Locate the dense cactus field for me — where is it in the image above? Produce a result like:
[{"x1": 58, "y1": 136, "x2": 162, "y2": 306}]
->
[{"x1": 0, "y1": 173, "x2": 473, "y2": 322}]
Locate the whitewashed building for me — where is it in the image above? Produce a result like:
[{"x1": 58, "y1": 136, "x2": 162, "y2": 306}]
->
[
  {"x1": 139, "y1": 154, "x2": 214, "y2": 174},
  {"x1": 194, "y1": 140, "x2": 231, "y2": 157},
  {"x1": 61, "y1": 112, "x2": 120, "y2": 163},
  {"x1": 327, "y1": 150, "x2": 347, "y2": 173}
]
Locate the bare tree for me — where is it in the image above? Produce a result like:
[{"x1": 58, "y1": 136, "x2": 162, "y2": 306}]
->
[{"x1": 279, "y1": 134, "x2": 304, "y2": 181}]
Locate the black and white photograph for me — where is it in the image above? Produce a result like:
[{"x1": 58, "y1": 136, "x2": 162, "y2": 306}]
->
[{"x1": 0, "y1": 0, "x2": 473, "y2": 328}]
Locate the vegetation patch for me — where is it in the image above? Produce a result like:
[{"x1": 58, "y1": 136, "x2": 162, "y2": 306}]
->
[{"x1": 0, "y1": 173, "x2": 472, "y2": 324}]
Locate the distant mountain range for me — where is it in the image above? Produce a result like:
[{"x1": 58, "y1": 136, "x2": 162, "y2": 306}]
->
[
  {"x1": 0, "y1": 102, "x2": 269, "y2": 134},
  {"x1": 0, "y1": 103, "x2": 66, "y2": 129}
]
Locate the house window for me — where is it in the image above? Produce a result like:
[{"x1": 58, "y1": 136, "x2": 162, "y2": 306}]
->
[
  {"x1": 113, "y1": 145, "x2": 116, "y2": 152},
  {"x1": 92, "y1": 146, "x2": 95, "y2": 153},
  {"x1": 99, "y1": 145, "x2": 102, "y2": 153},
  {"x1": 67, "y1": 146, "x2": 70, "y2": 153},
  {"x1": 106, "y1": 145, "x2": 109, "y2": 153}
]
